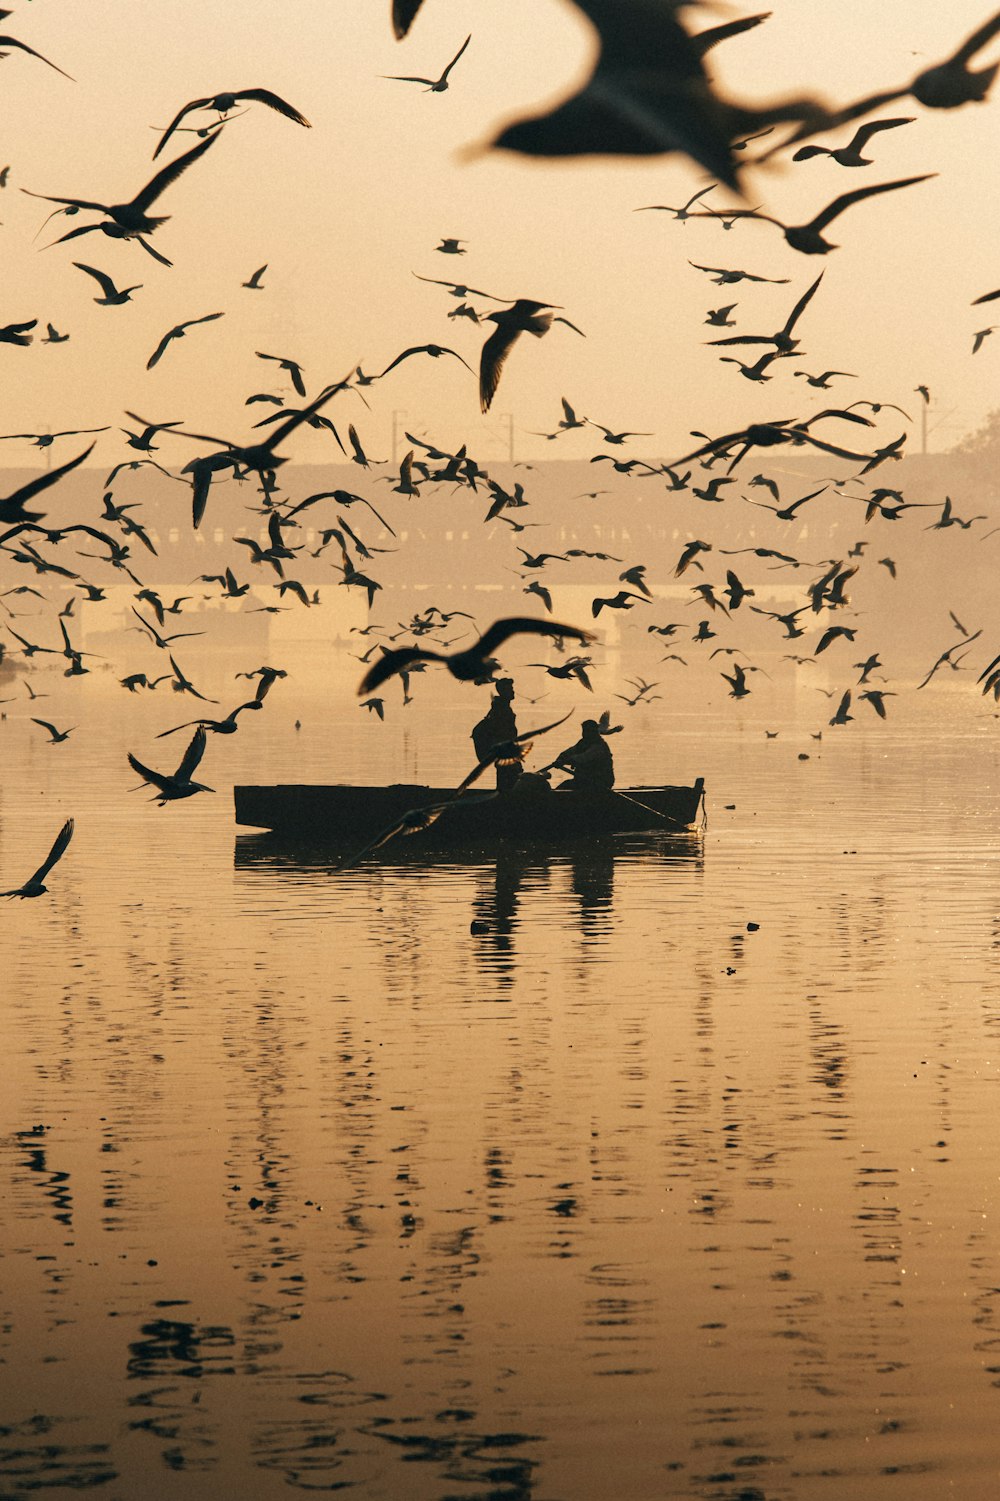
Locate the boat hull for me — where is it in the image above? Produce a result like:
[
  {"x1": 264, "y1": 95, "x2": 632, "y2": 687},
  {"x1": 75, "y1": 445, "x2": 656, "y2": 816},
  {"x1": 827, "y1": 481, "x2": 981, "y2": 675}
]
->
[{"x1": 234, "y1": 778, "x2": 705, "y2": 845}]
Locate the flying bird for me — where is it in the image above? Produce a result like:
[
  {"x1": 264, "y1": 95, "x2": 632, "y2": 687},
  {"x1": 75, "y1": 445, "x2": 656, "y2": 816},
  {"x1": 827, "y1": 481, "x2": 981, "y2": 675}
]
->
[
  {"x1": 242, "y1": 263, "x2": 267, "y2": 290},
  {"x1": 146, "y1": 312, "x2": 224, "y2": 370},
  {"x1": 127, "y1": 727, "x2": 213, "y2": 804},
  {"x1": 358, "y1": 616, "x2": 593, "y2": 694},
  {"x1": 709, "y1": 176, "x2": 935, "y2": 254},
  {"x1": 792, "y1": 117, "x2": 915, "y2": 166},
  {"x1": 383, "y1": 33, "x2": 471, "y2": 91},
  {"x1": 24, "y1": 132, "x2": 220, "y2": 260},
  {"x1": 1, "y1": 818, "x2": 74, "y2": 899},
  {"x1": 152, "y1": 88, "x2": 309, "y2": 158},
  {"x1": 480, "y1": 300, "x2": 557, "y2": 412}
]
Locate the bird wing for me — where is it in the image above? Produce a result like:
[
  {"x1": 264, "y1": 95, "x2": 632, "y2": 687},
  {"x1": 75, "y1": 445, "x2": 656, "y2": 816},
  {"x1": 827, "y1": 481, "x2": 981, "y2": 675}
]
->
[
  {"x1": 392, "y1": 0, "x2": 425, "y2": 38},
  {"x1": 233, "y1": 88, "x2": 310, "y2": 125},
  {"x1": 782, "y1": 271, "x2": 824, "y2": 335},
  {"x1": 358, "y1": 646, "x2": 433, "y2": 694},
  {"x1": 151, "y1": 97, "x2": 215, "y2": 158},
  {"x1": 73, "y1": 261, "x2": 118, "y2": 296},
  {"x1": 479, "y1": 324, "x2": 519, "y2": 413},
  {"x1": 175, "y1": 726, "x2": 208, "y2": 781},
  {"x1": 440, "y1": 33, "x2": 472, "y2": 80},
  {"x1": 808, "y1": 174, "x2": 935, "y2": 233},
  {"x1": 477, "y1": 616, "x2": 594, "y2": 655},
  {"x1": 4, "y1": 443, "x2": 96, "y2": 512},
  {"x1": 0, "y1": 32, "x2": 73, "y2": 79},
  {"x1": 30, "y1": 719, "x2": 60, "y2": 738},
  {"x1": 27, "y1": 817, "x2": 74, "y2": 884},
  {"x1": 146, "y1": 329, "x2": 177, "y2": 369},
  {"x1": 132, "y1": 130, "x2": 220, "y2": 211},
  {"x1": 850, "y1": 116, "x2": 915, "y2": 149}
]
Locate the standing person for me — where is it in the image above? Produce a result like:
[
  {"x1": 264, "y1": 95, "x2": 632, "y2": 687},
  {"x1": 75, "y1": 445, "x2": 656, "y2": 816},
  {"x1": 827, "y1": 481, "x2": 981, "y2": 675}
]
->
[
  {"x1": 553, "y1": 719, "x2": 615, "y2": 792},
  {"x1": 471, "y1": 678, "x2": 522, "y2": 791}
]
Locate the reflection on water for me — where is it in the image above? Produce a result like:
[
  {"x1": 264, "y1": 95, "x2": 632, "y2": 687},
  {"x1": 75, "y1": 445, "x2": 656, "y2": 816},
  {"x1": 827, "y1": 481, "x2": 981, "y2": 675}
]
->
[{"x1": 5, "y1": 702, "x2": 1000, "y2": 1497}]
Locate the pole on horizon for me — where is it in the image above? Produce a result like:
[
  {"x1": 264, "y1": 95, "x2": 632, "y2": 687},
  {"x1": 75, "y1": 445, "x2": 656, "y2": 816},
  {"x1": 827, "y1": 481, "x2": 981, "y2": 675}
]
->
[{"x1": 391, "y1": 409, "x2": 407, "y2": 466}]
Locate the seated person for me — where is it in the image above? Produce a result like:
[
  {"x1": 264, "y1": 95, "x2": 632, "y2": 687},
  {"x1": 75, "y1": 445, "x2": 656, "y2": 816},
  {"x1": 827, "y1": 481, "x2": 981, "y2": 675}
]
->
[{"x1": 553, "y1": 719, "x2": 615, "y2": 792}]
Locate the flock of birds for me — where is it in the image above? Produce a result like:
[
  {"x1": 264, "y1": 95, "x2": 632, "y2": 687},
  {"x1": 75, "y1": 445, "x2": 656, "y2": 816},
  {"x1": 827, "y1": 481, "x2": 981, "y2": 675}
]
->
[{"x1": 2, "y1": 1, "x2": 1000, "y2": 890}]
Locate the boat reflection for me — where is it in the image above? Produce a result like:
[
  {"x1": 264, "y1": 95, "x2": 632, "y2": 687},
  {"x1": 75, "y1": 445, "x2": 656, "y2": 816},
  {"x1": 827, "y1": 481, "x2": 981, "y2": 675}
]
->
[{"x1": 235, "y1": 830, "x2": 704, "y2": 975}]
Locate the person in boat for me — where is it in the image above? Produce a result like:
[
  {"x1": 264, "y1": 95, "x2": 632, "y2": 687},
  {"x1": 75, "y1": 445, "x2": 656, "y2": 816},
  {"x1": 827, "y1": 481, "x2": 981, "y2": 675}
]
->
[
  {"x1": 471, "y1": 677, "x2": 523, "y2": 791},
  {"x1": 553, "y1": 718, "x2": 615, "y2": 793}
]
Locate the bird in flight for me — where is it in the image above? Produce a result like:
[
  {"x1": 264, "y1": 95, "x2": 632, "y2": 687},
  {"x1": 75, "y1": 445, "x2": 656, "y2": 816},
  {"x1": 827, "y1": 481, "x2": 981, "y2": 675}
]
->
[
  {"x1": 31, "y1": 718, "x2": 75, "y2": 744},
  {"x1": 146, "y1": 313, "x2": 224, "y2": 370},
  {"x1": 1, "y1": 818, "x2": 74, "y2": 899},
  {"x1": 705, "y1": 176, "x2": 935, "y2": 254},
  {"x1": 383, "y1": 33, "x2": 471, "y2": 91},
  {"x1": 152, "y1": 88, "x2": 310, "y2": 158},
  {"x1": 358, "y1": 616, "x2": 594, "y2": 694},
  {"x1": 73, "y1": 262, "x2": 142, "y2": 305},
  {"x1": 792, "y1": 117, "x2": 915, "y2": 166},
  {"x1": 23, "y1": 132, "x2": 220, "y2": 263},
  {"x1": 480, "y1": 300, "x2": 557, "y2": 412},
  {"x1": 127, "y1": 727, "x2": 213, "y2": 804},
  {"x1": 242, "y1": 264, "x2": 267, "y2": 290}
]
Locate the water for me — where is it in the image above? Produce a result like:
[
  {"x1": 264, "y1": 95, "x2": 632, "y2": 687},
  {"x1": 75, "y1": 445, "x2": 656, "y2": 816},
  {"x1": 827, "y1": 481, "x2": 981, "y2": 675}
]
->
[{"x1": 3, "y1": 670, "x2": 1000, "y2": 1500}]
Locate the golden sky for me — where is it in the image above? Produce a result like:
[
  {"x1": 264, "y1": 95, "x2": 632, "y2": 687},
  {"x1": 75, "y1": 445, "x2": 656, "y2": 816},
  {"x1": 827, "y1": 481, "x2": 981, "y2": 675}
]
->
[{"x1": 2, "y1": 0, "x2": 999, "y2": 469}]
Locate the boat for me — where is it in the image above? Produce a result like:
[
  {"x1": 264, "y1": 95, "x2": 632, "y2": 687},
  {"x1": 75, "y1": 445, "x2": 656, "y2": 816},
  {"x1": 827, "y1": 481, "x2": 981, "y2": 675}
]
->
[{"x1": 234, "y1": 777, "x2": 706, "y2": 846}]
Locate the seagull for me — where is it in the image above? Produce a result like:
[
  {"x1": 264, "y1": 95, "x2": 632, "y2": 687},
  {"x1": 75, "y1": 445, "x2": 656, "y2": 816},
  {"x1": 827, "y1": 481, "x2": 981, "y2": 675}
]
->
[
  {"x1": 487, "y1": 5, "x2": 770, "y2": 186},
  {"x1": 242, "y1": 263, "x2": 267, "y2": 290},
  {"x1": 146, "y1": 313, "x2": 224, "y2": 370},
  {"x1": 703, "y1": 176, "x2": 935, "y2": 254},
  {"x1": 155, "y1": 703, "x2": 256, "y2": 738},
  {"x1": 72, "y1": 262, "x2": 141, "y2": 305},
  {"x1": 1, "y1": 818, "x2": 74, "y2": 899},
  {"x1": 792, "y1": 117, "x2": 915, "y2": 166},
  {"x1": 380, "y1": 343, "x2": 475, "y2": 379},
  {"x1": 358, "y1": 616, "x2": 593, "y2": 694},
  {"x1": 0, "y1": 426, "x2": 109, "y2": 450},
  {"x1": 31, "y1": 717, "x2": 75, "y2": 744},
  {"x1": 152, "y1": 88, "x2": 309, "y2": 158},
  {"x1": 24, "y1": 132, "x2": 219, "y2": 255},
  {"x1": 383, "y1": 33, "x2": 471, "y2": 91},
  {"x1": 973, "y1": 326, "x2": 995, "y2": 354},
  {"x1": 480, "y1": 300, "x2": 557, "y2": 412},
  {"x1": 634, "y1": 184, "x2": 716, "y2": 221},
  {"x1": 436, "y1": 238, "x2": 466, "y2": 254},
  {"x1": 708, "y1": 272, "x2": 824, "y2": 354},
  {"x1": 127, "y1": 726, "x2": 213, "y2": 804},
  {"x1": 255, "y1": 349, "x2": 307, "y2": 396},
  {"x1": 688, "y1": 262, "x2": 789, "y2": 286}
]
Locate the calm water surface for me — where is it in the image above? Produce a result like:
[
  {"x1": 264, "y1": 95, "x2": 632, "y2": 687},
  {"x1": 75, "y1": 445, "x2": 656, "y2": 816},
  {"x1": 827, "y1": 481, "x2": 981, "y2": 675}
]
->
[{"x1": 3, "y1": 672, "x2": 1000, "y2": 1500}]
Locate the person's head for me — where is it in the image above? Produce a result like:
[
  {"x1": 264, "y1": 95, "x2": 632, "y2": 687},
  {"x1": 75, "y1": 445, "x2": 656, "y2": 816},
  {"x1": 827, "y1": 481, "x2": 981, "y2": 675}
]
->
[
  {"x1": 581, "y1": 719, "x2": 600, "y2": 739},
  {"x1": 495, "y1": 677, "x2": 515, "y2": 702}
]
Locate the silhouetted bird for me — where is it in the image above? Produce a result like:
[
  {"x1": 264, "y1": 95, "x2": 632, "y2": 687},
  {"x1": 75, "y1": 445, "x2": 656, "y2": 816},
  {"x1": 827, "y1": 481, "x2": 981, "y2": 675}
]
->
[
  {"x1": 1, "y1": 818, "x2": 74, "y2": 898},
  {"x1": 359, "y1": 617, "x2": 593, "y2": 694}
]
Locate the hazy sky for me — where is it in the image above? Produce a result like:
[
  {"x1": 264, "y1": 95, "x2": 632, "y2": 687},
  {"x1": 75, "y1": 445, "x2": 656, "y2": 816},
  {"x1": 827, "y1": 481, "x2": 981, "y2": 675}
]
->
[{"x1": 2, "y1": 0, "x2": 999, "y2": 471}]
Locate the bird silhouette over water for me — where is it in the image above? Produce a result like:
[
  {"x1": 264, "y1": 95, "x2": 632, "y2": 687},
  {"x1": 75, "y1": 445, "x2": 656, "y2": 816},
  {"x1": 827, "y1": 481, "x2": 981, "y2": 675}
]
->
[
  {"x1": 152, "y1": 88, "x2": 310, "y2": 158},
  {"x1": 1, "y1": 818, "x2": 74, "y2": 898},
  {"x1": 358, "y1": 616, "x2": 594, "y2": 694},
  {"x1": 128, "y1": 727, "x2": 213, "y2": 804}
]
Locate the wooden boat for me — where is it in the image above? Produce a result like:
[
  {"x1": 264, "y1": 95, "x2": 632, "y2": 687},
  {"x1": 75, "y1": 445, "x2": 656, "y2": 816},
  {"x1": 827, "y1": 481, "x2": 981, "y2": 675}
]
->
[{"x1": 234, "y1": 777, "x2": 705, "y2": 846}]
